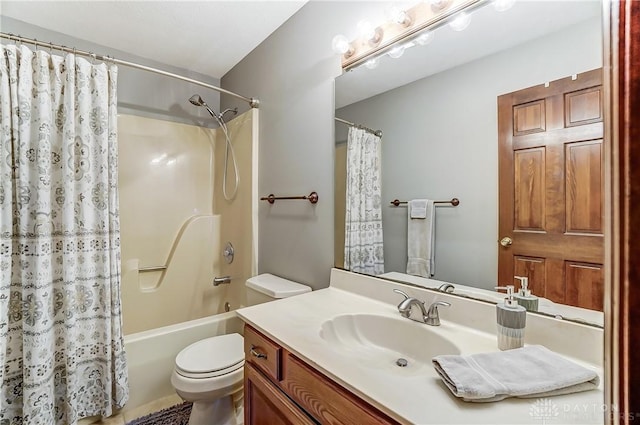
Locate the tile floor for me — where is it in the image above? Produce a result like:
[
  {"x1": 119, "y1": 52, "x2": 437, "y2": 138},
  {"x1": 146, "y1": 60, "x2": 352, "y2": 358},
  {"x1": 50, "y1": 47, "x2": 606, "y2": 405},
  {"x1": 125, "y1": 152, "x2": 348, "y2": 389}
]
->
[{"x1": 83, "y1": 394, "x2": 183, "y2": 425}]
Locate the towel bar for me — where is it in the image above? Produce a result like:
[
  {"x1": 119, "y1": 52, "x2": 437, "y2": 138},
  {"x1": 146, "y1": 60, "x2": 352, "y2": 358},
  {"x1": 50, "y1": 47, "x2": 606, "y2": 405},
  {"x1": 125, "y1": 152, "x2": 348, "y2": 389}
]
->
[
  {"x1": 261, "y1": 191, "x2": 319, "y2": 204},
  {"x1": 390, "y1": 198, "x2": 459, "y2": 207}
]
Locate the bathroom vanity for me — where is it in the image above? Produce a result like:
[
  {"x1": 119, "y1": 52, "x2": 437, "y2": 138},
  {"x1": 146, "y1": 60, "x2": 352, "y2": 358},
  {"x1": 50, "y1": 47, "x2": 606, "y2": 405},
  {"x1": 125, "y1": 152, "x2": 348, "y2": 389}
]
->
[
  {"x1": 244, "y1": 325, "x2": 398, "y2": 424},
  {"x1": 237, "y1": 269, "x2": 604, "y2": 424}
]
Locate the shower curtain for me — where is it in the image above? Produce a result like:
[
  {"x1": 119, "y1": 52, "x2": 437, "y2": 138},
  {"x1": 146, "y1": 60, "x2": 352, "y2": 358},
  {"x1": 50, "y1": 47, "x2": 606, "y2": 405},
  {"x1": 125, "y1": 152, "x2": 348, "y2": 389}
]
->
[
  {"x1": 344, "y1": 126, "x2": 384, "y2": 275},
  {"x1": 0, "y1": 45, "x2": 128, "y2": 424}
]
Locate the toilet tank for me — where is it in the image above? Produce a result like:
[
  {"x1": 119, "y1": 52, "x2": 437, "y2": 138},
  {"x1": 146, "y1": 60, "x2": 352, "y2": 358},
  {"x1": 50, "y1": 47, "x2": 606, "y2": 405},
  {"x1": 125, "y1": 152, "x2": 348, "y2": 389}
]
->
[{"x1": 245, "y1": 274, "x2": 312, "y2": 306}]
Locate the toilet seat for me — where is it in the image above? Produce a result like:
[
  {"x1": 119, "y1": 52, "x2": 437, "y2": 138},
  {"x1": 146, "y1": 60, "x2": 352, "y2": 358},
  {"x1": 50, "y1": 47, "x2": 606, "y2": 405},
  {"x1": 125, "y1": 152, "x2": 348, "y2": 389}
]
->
[{"x1": 175, "y1": 333, "x2": 244, "y2": 379}]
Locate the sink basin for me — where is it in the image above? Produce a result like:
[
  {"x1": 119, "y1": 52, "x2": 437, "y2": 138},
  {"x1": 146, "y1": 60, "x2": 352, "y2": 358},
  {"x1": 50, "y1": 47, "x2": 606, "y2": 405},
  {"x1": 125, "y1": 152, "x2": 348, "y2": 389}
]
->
[{"x1": 319, "y1": 314, "x2": 460, "y2": 374}]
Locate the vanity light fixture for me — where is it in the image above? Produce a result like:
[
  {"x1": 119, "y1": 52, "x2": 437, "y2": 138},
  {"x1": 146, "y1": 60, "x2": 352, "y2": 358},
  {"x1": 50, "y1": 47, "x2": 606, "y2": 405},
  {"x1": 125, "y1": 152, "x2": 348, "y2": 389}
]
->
[
  {"x1": 335, "y1": 0, "x2": 486, "y2": 71},
  {"x1": 449, "y1": 12, "x2": 471, "y2": 31}
]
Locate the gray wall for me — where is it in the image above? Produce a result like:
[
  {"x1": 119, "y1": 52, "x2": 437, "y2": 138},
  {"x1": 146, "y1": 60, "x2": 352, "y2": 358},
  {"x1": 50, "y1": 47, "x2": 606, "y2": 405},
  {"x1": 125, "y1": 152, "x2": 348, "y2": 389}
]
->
[
  {"x1": 335, "y1": 18, "x2": 602, "y2": 290},
  {"x1": 1, "y1": 16, "x2": 221, "y2": 127},
  {"x1": 222, "y1": 2, "x2": 379, "y2": 289}
]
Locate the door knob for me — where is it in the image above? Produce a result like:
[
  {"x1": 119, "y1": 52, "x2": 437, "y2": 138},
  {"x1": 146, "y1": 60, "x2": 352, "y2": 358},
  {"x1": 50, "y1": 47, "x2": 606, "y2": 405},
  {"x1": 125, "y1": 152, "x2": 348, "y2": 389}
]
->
[{"x1": 500, "y1": 236, "x2": 513, "y2": 247}]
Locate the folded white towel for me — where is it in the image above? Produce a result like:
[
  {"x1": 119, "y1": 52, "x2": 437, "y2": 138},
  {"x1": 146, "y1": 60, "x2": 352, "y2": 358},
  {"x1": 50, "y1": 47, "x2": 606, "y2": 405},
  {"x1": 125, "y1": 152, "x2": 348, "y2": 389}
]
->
[
  {"x1": 409, "y1": 199, "x2": 428, "y2": 218},
  {"x1": 406, "y1": 199, "x2": 435, "y2": 277},
  {"x1": 432, "y1": 345, "x2": 599, "y2": 402}
]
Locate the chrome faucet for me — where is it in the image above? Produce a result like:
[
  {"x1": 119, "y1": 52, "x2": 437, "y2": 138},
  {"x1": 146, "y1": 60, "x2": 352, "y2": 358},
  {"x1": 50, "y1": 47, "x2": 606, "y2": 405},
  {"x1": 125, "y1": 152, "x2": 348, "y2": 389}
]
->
[
  {"x1": 425, "y1": 301, "x2": 451, "y2": 326},
  {"x1": 393, "y1": 289, "x2": 451, "y2": 326},
  {"x1": 393, "y1": 289, "x2": 429, "y2": 322},
  {"x1": 438, "y1": 283, "x2": 455, "y2": 293}
]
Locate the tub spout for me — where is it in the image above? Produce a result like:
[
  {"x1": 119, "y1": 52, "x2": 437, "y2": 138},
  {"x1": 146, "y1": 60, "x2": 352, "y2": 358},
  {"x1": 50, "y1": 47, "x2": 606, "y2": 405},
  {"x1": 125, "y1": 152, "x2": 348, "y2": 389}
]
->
[{"x1": 213, "y1": 276, "x2": 232, "y2": 286}]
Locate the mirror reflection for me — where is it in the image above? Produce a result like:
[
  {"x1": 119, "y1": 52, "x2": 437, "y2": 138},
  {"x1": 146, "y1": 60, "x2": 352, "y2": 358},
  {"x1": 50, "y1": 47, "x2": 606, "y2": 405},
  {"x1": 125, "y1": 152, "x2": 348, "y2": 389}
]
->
[{"x1": 334, "y1": 1, "x2": 604, "y2": 327}]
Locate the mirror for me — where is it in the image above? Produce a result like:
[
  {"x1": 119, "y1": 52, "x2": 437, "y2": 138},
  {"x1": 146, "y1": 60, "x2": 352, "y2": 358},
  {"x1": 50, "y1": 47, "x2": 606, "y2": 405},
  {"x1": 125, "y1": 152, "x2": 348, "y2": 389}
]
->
[{"x1": 334, "y1": 1, "x2": 604, "y2": 327}]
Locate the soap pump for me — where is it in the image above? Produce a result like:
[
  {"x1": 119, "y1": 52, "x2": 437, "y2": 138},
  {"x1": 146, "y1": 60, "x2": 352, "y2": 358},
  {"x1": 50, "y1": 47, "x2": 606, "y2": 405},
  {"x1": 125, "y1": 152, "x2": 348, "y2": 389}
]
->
[
  {"x1": 514, "y1": 276, "x2": 539, "y2": 312},
  {"x1": 495, "y1": 285, "x2": 526, "y2": 351}
]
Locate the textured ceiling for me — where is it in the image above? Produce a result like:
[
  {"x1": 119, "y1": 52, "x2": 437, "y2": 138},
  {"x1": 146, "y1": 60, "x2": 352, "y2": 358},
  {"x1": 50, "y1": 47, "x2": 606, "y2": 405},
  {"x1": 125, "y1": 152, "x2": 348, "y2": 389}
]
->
[{"x1": 1, "y1": 1, "x2": 307, "y2": 78}]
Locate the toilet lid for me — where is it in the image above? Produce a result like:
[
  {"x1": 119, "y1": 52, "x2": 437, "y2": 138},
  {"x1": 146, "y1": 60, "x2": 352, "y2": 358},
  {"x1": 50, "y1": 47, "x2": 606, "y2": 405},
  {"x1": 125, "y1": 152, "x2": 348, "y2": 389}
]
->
[{"x1": 175, "y1": 333, "x2": 244, "y2": 378}]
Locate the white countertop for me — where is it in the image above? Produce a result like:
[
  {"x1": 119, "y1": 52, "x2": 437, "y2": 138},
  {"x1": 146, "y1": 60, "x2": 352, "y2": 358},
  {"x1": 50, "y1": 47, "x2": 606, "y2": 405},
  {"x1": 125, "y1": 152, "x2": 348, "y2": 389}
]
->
[{"x1": 237, "y1": 273, "x2": 604, "y2": 425}]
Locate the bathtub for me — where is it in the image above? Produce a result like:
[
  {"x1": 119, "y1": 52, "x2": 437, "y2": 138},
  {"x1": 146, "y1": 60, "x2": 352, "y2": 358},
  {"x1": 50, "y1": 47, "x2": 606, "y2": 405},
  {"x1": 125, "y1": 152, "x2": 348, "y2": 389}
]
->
[{"x1": 122, "y1": 309, "x2": 244, "y2": 414}]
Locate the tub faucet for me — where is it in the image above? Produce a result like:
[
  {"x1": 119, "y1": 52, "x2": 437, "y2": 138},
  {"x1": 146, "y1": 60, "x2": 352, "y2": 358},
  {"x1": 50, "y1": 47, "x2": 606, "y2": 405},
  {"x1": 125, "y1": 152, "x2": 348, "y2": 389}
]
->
[{"x1": 213, "y1": 276, "x2": 231, "y2": 286}]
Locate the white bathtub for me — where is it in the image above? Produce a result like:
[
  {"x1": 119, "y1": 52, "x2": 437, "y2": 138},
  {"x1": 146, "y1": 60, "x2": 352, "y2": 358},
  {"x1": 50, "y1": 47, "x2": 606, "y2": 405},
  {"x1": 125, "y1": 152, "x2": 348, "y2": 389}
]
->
[{"x1": 122, "y1": 309, "x2": 244, "y2": 414}]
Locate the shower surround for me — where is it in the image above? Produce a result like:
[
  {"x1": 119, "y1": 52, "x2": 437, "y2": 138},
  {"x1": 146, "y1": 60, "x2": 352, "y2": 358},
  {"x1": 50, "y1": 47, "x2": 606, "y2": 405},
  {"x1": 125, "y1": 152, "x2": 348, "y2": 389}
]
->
[{"x1": 118, "y1": 110, "x2": 258, "y2": 335}]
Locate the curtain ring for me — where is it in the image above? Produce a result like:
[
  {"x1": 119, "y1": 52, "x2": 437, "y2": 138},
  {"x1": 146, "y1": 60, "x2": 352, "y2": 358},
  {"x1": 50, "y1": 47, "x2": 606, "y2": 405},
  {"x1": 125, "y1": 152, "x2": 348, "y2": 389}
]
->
[
  {"x1": 90, "y1": 52, "x2": 96, "y2": 64},
  {"x1": 73, "y1": 47, "x2": 77, "y2": 57},
  {"x1": 49, "y1": 42, "x2": 53, "y2": 54},
  {"x1": 33, "y1": 38, "x2": 39, "y2": 51}
]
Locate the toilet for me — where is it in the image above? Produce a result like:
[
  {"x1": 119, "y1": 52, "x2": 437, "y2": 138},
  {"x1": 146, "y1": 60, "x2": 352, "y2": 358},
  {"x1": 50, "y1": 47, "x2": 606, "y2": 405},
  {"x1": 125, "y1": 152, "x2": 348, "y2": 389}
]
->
[{"x1": 171, "y1": 274, "x2": 311, "y2": 425}]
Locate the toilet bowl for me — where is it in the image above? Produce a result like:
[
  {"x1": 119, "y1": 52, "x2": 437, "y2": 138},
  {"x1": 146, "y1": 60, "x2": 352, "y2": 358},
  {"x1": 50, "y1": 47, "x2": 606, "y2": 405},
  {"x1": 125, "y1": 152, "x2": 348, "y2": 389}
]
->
[
  {"x1": 171, "y1": 333, "x2": 245, "y2": 425},
  {"x1": 172, "y1": 274, "x2": 311, "y2": 424}
]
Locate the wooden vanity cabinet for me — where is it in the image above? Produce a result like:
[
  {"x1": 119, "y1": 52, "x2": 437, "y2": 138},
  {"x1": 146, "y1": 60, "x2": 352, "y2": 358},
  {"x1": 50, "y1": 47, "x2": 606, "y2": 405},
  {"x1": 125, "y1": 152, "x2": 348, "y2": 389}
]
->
[{"x1": 244, "y1": 325, "x2": 401, "y2": 425}]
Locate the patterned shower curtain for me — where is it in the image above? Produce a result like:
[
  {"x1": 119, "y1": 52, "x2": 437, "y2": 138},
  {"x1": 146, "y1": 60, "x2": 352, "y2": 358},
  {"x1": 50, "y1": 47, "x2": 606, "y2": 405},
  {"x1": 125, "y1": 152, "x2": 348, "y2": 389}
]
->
[
  {"x1": 344, "y1": 126, "x2": 384, "y2": 275},
  {"x1": 0, "y1": 44, "x2": 128, "y2": 424}
]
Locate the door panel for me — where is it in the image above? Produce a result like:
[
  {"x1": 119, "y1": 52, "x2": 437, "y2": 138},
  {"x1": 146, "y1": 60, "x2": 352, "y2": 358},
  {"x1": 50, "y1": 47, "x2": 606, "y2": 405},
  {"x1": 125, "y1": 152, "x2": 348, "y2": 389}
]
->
[
  {"x1": 565, "y1": 140, "x2": 603, "y2": 233},
  {"x1": 498, "y1": 68, "x2": 604, "y2": 311},
  {"x1": 514, "y1": 100, "x2": 546, "y2": 135},
  {"x1": 514, "y1": 148, "x2": 546, "y2": 230},
  {"x1": 565, "y1": 86, "x2": 603, "y2": 126},
  {"x1": 514, "y1": 256, "x2": 546, "y2": 297},
  {"x1": 565, "y1": 262, "x2": 604, "y2": 311}
]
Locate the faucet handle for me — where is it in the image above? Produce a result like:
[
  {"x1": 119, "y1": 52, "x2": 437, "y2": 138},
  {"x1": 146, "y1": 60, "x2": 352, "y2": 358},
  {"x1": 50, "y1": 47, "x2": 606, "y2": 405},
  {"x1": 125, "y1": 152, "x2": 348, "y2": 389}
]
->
[
  {"x1": 393, "y1": 288, "x2": 411, "y2": 300},
  {"x1": 393, "y1": 289, "x2": 416, "y2": 318},
  {"x1": 426, "y1": 301, "x2": 451, "y2": 326}
]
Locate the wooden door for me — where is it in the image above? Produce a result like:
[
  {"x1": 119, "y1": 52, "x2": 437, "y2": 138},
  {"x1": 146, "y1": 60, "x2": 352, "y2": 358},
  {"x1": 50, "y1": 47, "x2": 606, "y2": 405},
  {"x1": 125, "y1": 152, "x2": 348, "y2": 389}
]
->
[{"x1": 498, "y1": 69, "x2": 604, "y2": 311}]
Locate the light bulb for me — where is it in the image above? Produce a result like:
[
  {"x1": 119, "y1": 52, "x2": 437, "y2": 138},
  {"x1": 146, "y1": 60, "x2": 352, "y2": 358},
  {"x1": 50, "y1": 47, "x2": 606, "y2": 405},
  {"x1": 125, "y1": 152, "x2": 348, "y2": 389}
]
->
[
  {"x1": 357, "y1": 20, "x2": 377, "y2": 41},
  {"x1": 331, "y1": 34, "x2": 352, "y2": 55},
  {"x1": 384, "y1": 5, "x2": 411, "y2": 26},
  {"x1": 430, "y1": 0, "x2": 451, "y2": 12},
  {"x1": 415, "y1": 31, "x2": 434, "y2": 46},
  {"x1": 388, "y1": 45, "x2": 405, "y2": 59},
  {"x1": 364, "y1": 57, "x2": 380, "y2": 69},
  {"x1": 493, "y1": 0, "x2": 515, "y2": 12},
  {"x1": 449, "y1": 12, "x2": 471, "y2": 32}
]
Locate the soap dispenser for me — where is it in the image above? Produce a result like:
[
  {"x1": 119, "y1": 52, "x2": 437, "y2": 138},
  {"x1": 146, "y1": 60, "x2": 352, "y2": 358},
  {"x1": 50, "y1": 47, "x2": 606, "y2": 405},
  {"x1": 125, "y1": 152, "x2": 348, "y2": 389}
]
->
[
  {"x1": 495, "y1": 285, "x2": 526, "y2": 351},
  {"x1": 514, "y1": 276, "x2": 539, "y2": 312}
]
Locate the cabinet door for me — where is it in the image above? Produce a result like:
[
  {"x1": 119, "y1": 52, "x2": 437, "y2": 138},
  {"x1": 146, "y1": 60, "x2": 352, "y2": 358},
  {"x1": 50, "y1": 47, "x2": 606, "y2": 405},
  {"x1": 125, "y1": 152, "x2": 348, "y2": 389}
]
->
[{"x1": 245, "y1": 362, "x2": 316, "y2": 425}]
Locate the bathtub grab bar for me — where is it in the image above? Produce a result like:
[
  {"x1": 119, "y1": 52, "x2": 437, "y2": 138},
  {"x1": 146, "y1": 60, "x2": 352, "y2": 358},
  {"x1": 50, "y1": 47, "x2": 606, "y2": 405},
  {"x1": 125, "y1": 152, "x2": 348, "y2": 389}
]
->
[{"x1": 138, "y1": 265, "x2": 167, "y2": 272}]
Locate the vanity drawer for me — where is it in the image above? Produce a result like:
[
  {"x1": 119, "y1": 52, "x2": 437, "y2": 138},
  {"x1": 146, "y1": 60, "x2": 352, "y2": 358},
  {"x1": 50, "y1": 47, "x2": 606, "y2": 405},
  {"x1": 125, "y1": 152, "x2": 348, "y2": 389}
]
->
[
  {"x1": 244, "y1": 325, "x2": 281, "y2": 381},
  {"x1": 281, "y1": 351, "x2": 400, "y2": 425}
]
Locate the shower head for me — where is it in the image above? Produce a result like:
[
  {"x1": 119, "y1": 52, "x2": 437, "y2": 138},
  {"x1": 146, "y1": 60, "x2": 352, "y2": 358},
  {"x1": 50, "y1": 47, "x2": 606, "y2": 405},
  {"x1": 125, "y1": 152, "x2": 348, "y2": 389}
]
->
[
  {"x1": 220, "y1": 107, "x2": 238, "y2": 121},
  {"x1": 189, "y1": 94, "x2": 220, "y2": 121},
  {"x1": 189, "y1": 94, "x2": 206, "y2": 107}
]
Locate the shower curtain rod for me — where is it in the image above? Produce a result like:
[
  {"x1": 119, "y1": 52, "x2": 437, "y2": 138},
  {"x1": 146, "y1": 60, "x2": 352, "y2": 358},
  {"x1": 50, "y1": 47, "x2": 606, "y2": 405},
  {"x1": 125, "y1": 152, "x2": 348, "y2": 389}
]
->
[
  {"x1": 335, "y1": 117, "x2": 382, "y2": 137},
  {"x1": 0, "y1": 32, "x2": 259, "y2": 108}
]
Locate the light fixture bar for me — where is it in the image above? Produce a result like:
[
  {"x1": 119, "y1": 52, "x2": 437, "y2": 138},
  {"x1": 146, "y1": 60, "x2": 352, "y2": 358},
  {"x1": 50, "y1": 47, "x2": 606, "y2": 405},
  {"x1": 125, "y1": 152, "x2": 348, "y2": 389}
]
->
[{"x1": 341, "y1": 0, "x2": 488, "y2": 71}]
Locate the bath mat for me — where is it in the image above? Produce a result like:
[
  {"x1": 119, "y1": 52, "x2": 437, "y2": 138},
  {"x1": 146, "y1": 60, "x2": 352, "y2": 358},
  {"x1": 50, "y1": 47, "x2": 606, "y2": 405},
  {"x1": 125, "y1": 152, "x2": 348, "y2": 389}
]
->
[{"x1": 125, "y1": 401, "x2": 192, "y2": 425}]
